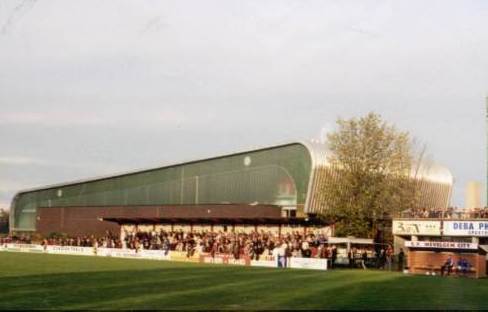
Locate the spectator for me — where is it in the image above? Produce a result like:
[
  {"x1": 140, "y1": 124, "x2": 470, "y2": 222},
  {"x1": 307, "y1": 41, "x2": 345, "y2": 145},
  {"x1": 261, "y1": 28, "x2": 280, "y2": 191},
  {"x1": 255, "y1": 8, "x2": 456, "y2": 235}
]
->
[
  {"x1": 360, "y1": 249, "x2": 368, "y2": 270},
  {"x1": 441, "y1": 256, "x2": 454, "y2": 276},
  {"x1": 386, "y1": 245, "x2": 393, "y2": 271},
  {"x1": 397, "y1": 248, "x2": 405, "y2": 272},
  {"x1": 458, "y1": 258, "x2": 471, "y2": 276},
  {"x1": 331, "y1": 245, "x2": 337, "y2": 269}
]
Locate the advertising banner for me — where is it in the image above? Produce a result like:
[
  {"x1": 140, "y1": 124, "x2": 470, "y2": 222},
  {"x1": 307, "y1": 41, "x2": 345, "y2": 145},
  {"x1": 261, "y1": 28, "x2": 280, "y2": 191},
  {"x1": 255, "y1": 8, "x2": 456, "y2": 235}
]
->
[
  {"x1": 227, "y1": 258, "x2": 249, "y2": 266},
  {"x1": 289, "y1": 257, "x2": 328, "y2": 270},
  {"x1": 405, "y1": 241, "x2": 478, "y2": 250},
  {"x1": 5, "y1": 243, "x2": 44, "y2": 253},
  {"x1": 200, "y1": 254, "x2": 227, "y2": 265},
  {"x1": 0, "y1": 244, "x2": 330, "y2": 272},
  {"x1": 46, "y1": 245, "x2": 94, "y2": 256},
  {"x1": 98, "y1": 248, "x2": 141, "y2": 259},
  {"x1": 199, "y1": 253, "x2": 248, "y2": 266},
  {"x1": 392, "y1": 220, "x2": 441, "y2": 236},
  {"x1": 139, "y1": 249, "x2": 170, "y2": 261},
  {"x1": 169, "y1": 251, "x2": 200, "y2": 263},
  {"x1": 443, "y1": 221, "x2": 488, "y2": 237},
  {"x1": 250, "y1": 259, "x2": 277, "y2": 268}
]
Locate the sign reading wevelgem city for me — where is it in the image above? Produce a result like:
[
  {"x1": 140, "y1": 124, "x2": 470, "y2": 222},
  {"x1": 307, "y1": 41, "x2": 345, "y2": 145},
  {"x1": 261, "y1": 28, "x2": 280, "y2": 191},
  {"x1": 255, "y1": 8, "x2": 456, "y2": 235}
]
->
[
  {"x1": 405, "y1": 241, "x2": 478, "y2": 250},
  {"x1": 443, "y1": 221, "x2": 488, "y2": 237},
  {"x1": 392, "y1": 220, "x2": 441, "y2": 236}
]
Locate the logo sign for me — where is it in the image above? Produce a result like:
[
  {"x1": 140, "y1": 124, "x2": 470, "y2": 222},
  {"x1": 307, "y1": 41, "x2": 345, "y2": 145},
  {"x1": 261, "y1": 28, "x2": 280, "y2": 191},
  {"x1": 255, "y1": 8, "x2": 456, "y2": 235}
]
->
[
  {"x1": 443, "y1": 221, "x2": 488, "y2": 237},
  {"x1": 393, "y1": 220, "x2": 441, "y2": 236},
  {"x1": 200, "y1": 254, "x2": 248, "y2": 266},
  {"x1": 243, "y1": 156, "x2": 252, "y2": 166},
  {"x1": 405, "y1": 241, "x2": 478, "y2": 250},
  {"x1": 46, "y1": 245, "x2": 93, "y2": 256}
]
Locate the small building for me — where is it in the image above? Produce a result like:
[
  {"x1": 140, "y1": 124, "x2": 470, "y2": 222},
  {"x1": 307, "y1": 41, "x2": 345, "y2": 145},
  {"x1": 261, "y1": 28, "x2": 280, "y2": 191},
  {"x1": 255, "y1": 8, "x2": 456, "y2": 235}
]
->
[{"x1": 393, "y1": 219, "x2": 488, "y2": 278}]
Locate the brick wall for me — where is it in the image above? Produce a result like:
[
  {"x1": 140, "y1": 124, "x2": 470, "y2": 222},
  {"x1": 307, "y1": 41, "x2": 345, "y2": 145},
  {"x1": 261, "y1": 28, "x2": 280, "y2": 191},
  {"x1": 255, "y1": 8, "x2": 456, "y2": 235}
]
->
[{"x1": 36, "y1": 204, "x2": 283, "y2": 237}]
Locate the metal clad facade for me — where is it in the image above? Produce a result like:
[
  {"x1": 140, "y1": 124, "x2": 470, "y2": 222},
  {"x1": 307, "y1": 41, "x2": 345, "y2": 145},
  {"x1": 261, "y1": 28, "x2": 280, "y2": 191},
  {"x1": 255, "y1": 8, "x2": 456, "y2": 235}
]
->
[
  {"x1": 10, "y1": 140, "x2": 454, "y2": 232},
  {"x1": 12, "y1": 143, "x2": 313, "y2": 231}
]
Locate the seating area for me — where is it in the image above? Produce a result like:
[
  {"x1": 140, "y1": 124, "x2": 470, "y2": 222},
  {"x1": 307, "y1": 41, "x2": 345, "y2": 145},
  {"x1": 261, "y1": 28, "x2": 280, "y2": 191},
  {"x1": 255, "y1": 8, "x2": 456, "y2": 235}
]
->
[{"x1": 412, "y1": 264, "x2": 477, "y2": 277}]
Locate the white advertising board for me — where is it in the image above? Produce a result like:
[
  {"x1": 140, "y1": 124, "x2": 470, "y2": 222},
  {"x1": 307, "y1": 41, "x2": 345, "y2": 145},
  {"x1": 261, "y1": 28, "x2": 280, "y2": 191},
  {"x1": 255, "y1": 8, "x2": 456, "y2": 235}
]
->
[
  {"x1": 443, "y1": 221, "x2": 488, "y2": 237},
  {"x1": 97, "y1": 248, "x2": 141, "y2": 259},
  {"x1": 405, "y1": 241, "x2": 478, "y2": 250},
  {"x1": 201, "y1": 255, "x2": 226, "y2": 264},
  {"x1": 5, "y1": 243, "x2": 44, "y2": 253},
  {"x1": 200, "y1": 254, "x2": 247, "y2": 266},
  {"x1": 393, "y1": 220, "x2": 441, "y2": 236},
  {"x1": 0, "y1": 244, "x2": 332, "y2": 272},
  {"x1": 227, "y1": 258, "x2": 247, "y2": 266},
  {"x1": 289, "y1": 257, "x2": 328, "y2": 270},
  {"x1": 139, "y1": 249, "x2": 170, "y2": 260},
  {"x1": 46, "y1": 245, "x2": 94, "y2": 256},
  {"x1": 250, "y1": 260, "x2": 277, "y2": 268}
]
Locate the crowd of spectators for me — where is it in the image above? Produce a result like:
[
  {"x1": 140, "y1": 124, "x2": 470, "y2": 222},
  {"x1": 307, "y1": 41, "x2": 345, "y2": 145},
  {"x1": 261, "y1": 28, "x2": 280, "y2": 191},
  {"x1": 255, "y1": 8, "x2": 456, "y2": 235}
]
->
[
  {"x1": 41, "y1": 232, "x2": 122, "y2": 249},
  {"x1": 122, "y1": 229, "x2": 332, "y2": 261},
  {"x1": 0, "y1": 232, "x2": 121, "y2": 248},
  {"x1": 401, "y1": 207, "x2": 488, "y2": 219},
  {"x1": 0, "y1": 234, "x2": 31, "y2": 244},
  {"x1": 1, "y1": 229, "x2": 401, "y2": 269}
]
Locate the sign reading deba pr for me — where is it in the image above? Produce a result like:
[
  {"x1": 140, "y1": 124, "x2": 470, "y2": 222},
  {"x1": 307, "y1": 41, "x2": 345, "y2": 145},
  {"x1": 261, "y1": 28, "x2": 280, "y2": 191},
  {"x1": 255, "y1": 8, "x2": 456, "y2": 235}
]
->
[
  {"x1": 392, "y1": 220, "x2": 441, "y2": 236},
  {"x1": 443, "y1": 221, "x2": 488, "y2": 237}
]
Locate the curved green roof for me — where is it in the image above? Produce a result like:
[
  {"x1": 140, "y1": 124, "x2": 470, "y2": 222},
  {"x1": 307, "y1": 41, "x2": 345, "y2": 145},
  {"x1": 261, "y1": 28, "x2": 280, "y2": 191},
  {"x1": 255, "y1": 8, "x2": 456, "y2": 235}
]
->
[{"x1": 11, "y1": 142, "x2": 316, "y2": 231}]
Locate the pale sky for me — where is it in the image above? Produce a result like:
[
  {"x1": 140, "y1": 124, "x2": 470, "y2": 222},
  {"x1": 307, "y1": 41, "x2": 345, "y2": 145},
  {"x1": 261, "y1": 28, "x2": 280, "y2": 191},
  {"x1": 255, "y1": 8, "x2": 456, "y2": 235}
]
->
[{"x1": 1, "y1": 0, "x2": 487, "y2": 209}]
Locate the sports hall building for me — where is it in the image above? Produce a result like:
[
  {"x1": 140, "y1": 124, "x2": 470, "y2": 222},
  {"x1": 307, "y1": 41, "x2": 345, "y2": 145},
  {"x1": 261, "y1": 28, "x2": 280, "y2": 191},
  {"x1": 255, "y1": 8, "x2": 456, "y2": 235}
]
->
[{"x1": 10, "y1": 142, "x2": 454, "y2": 236}]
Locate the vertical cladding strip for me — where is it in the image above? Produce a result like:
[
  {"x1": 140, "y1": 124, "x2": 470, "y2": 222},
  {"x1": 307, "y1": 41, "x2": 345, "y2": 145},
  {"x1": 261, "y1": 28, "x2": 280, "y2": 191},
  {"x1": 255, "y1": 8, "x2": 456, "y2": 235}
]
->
[
  {"x1": 302, "y1": 143, "x2": 317, "y2": 214},
  {"x1": 308, "y1": 169, "x2": 318, "y2": 214},
  {"x1": 302, "y1": 142, "x2": 329, "y2": 214},
  {"x1": 307, "y1": 167, "x2": 452, "y2": 215},
  {"x1": 9, "y1": 195, "x2": 16, "y2": 233},
  {"x1": 311, "y1": 167, "x2": 328, "y2": 214},
  {"x1": 180, "y1": 167, "x2": 184, "y2": 204},
  {"x1": 310, "y1": 167, "x2": 322, "y2": 214},
  {"x1": 302, "y1": 143, "x2": 314, "y2": 214},
  {"x1": 446, "y1": 181, "x2": 453, "y2": 210}
]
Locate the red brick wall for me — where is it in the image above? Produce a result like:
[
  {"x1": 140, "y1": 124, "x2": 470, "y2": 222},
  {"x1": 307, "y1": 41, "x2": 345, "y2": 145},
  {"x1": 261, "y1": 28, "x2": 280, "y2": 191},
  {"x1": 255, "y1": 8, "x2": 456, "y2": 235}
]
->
[
  {"x1": 36, "y1": 207, "x2": 120, "y2": 237},
  {"x1": 36, "y1": 204, "x2": 283, "y2": 237}
]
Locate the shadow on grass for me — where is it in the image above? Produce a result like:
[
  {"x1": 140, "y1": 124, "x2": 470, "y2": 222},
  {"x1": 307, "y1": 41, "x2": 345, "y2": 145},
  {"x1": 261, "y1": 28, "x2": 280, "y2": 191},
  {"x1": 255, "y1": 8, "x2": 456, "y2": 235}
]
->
[
  {"x1": 0, "y1": 265, "x2": 322, "y2": 310},
  {"x1": 1, "y1": 254, "x2": 487, "y2": 310},
  {"x1": 278, "y1": 271, "x2": 488, "y2": 311}
]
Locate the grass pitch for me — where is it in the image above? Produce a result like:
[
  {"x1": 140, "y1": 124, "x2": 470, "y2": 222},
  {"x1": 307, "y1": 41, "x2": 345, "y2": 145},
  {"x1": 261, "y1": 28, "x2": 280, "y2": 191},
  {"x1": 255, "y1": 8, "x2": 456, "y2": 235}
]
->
[{"x1": 0, "y1": 252, "x2": 487, "y2": 310}]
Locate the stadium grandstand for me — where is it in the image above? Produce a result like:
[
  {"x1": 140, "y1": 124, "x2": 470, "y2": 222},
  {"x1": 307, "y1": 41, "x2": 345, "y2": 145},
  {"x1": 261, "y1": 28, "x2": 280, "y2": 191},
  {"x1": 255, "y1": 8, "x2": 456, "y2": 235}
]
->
[{"x1": 10, "y1": 141, "x2": 453, "y2": 237}]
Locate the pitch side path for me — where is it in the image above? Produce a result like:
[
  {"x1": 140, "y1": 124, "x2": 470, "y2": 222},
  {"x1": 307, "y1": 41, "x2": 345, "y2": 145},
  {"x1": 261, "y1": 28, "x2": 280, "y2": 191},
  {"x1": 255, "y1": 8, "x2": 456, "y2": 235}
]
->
[{"x1": 0, "y1": 252, "x2": 486, "y2": 310}]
